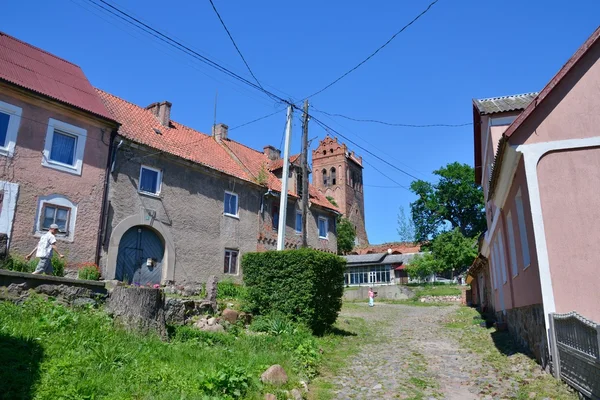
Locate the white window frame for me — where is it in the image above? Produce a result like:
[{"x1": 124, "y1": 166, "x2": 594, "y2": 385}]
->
[
  {"x1": 497, "y1": 230, "x2": 507, "y2": 285},
  {"x1": 295, "y1": 211, "x2": 302, "y2": 234},
  {"x1": 318, "y1": 216, "x2": 328, "y2": 239},
  {"x1": 0, "y1": 100, "x2": 22, "y2": 157},
  {"x1": 506, "y1": 211, "x2": 519, "y2": 277},
  {"x1": 34, "y1": 194, "x2": 77, "y2": 242},
  {"x1": 515, "y1": 189, "x2": 531, "y2": 269},
  {"x1": 42, "y1": 118, "x2": 87, "y2": 175},
  {"x1": 224, "y1": 191, "x2": 239, "y2": 218},
  {"x1": 224, "y1": 248, "x2": 239, "y2": 275},
  {"x1": 138, "y1": 165, "x2": 162, "y2": 196}
]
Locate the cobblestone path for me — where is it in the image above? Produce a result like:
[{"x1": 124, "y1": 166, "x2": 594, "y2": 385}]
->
[{"x1": 332, "y1": 303, "x2": 481, "y2": 400}]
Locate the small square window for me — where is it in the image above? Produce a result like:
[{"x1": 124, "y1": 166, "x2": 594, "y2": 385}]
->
[
  {"x1": 224, "y1": 192, "x2": 239, "y2": 217},
  {"x1": 224, "y1": 249, "x2": 239, "y2": 274},
  {"x1": 318, "y1": 216, "x2": 328, "y2": 239},
  {"x1": 272, "y1": 205, "x2": 279, "y2": 230},
  {"x1": 295, "y1": 212, "x2": 302, "y2": 233},
  {"x1": 138, "y1": 166, "x2": 162, "y2": 195},
  {"x1": 49, "y1": 131, "x2": 77, "y2": 166},
  {"x1": 41, "y1": 203, "x2": 70, "y2": 234}
]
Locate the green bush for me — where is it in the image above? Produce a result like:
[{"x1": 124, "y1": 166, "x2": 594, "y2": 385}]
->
[
  {"x1": 249, "y1": 312, "x2": 299, "y2": 336},
  {"x1": 0, "y1": 255, "x2": 37, "y2": 273},
  {"x1": 242, "y1": 248, "x2": 346, "y2": 335},
  {"x1": 217, "y1": 279, "x2": 246, "y2": 299},
  {"x1": 78, "y1": 263, "x2": 101, "y2": 280}
]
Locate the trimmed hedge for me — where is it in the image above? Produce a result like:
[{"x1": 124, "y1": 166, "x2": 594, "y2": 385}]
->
[{"x1": 242, "y1": 248, "x2": 346, "y2": 334}]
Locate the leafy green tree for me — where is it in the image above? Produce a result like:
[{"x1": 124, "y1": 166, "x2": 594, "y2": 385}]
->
[
  {"x1": 405, "y1": 253, "x2": 440, "y2": 280},
  {"x1": 410, "y1": 162, "x2": 485, "y2": 241},
  {"x1": 431, "y1": 228, "x2": 478, "y2": 276},
  {"x1": 397, "y1": 205, "x2": 415, "y2": 243},
  {"x1": 336, "y1": 217, "x2": 356, "y2": 255}
]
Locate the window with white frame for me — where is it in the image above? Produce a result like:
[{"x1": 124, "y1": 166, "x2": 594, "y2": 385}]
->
[
  {"x1": 35, "y1": 195, "x2": 77, "y2": 240},
  {"x1": 318, "y1": 216, "x2": 328, "y2": 239},
  {"x1": 506, "y1": 212, "x2": 519, "y2": 277},
  {"x1": 0, "y1": 100, "x2": 22, "y2": 157},
  {"x1": 498, "y1": 230, "x2": 508, "y2": 284},
  {"x1": 515, "y1": 190, "x2": 531, "y2": 268},
  {"x1": 138, "y1": 165, "x2": 162, "y2": 195},
  {"x1": 295, "y1": 211, "x2": 302, "y2": 233},
  {"x1": 42, "y1": 118, "x2": 87, "y2": 175},
  {"x1": 224, "y1": 249, "x2": 239, "y2": 274},
  {"x1": 224, "y1": 191, "x2": 238, "y2": 217}
]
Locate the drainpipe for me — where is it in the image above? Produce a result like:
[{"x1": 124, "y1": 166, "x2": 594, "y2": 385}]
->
[{"x1": 95, "y1": 130, "x2": 118, "y2": 267}]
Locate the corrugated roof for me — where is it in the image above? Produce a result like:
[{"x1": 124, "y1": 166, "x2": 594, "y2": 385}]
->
[
  {"x1": 473, "y1": 92, "x2": 538, "y2": 116},
  {"x1": 0, "y1": 32, "x2": 114, "y2": 121},
  {"x1": 343, "y1": 253, "x2": 387, "y2": 264},
  {"x1": 97, "y1": 88, "x2": 339, "y2": 213}
]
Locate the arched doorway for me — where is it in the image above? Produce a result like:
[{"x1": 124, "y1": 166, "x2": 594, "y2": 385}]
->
[{"x1": 116, "y1": 226, "x2": 164, "y2": 285}]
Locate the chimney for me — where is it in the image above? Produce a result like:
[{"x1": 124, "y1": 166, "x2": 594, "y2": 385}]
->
[
  {"x1": 263, "y1": 145, "x2": 281, "y2": 160},
  {"x1": 212, "y1": 123, "x2": 229, "y2": 142},
  {"x1": 146, "y1": 101, "x2": 172, "y2": 127}
]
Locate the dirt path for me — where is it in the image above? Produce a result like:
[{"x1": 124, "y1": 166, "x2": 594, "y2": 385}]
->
[{"x1": 331, "y1": 303, "x2": 482, "y2": 400}]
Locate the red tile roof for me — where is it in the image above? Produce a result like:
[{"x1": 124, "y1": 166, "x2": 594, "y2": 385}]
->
[
  {"x1": 355, "y1": 242, "x2": 422, "y2": 255},
  {"x1": 268, "y1": 154, "x2": 300, "y2": 171},
  {"x1": 96, "y1": 89, "x2": 339, "y2": 213},
  {"x1": 0, "y1": 32, "x2": 114, "y2": 121}
]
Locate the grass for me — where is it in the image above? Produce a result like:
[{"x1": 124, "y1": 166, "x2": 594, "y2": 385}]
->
[
  {"x1": 445, "y1": 307, "x2": 578, "y2": 400},
  {"x1": 0, "y1": 295, "x2": 343, "y2": 400},
  {"x1": 411, "y1": 284, "x2": 461, "y2": 297}
]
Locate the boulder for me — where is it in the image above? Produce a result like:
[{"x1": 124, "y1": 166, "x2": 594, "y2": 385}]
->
[
  {"x1": 207, "y1": 317, "x2": 216, "y2": 326},
  {"x1": 238, "y1": 312, "x2": 253, "y2": 325},
  {"x1": 290, "y1": 388, "x2": 303, "y2": 400},
  {"x1": 264, "y1": 394, "x2": 277, "y2": 400},
  {"x1": 203, "y1": 324, "x2": 225, "y2": 333},
  {"x1": 164, "y1": 298, "x2": 186, "y2": 325},
  {"x1": 221, "y1": 308, "x2": 239, "y2": 324},
  {"x1": 261, "y1": 364, "x2": 288, "y2": 385}
]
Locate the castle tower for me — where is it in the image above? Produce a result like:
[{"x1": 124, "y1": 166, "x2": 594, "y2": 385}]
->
[{"x1": 312, "y1": 136, "x2": 368, "y2": 246}]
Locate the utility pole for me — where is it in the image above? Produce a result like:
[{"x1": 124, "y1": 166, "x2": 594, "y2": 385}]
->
[
  {"x1": 301, "y1": 100, "x2": 309, "y2": 247},
  {"x1": 277, "y1": 104, "x2": 293, "y2": 250}
]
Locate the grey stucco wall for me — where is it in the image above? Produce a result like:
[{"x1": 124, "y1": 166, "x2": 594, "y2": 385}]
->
[{"x1": 100, "y1": 142, "x2": 260, "y2": 285}]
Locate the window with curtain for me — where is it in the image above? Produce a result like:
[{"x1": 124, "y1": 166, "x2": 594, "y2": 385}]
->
[
  {"x1": 224, "y1": 192, "x2": 238, "y2": 216},
  {"x1": 138, "y1": 166, "x2": 161, "y2": 195},
  {"x1": 41, "y1": 203, "x2": 70, "y2": 233},
  {"x1": 49, "y1": 131, "x2": 77, "y2": 165},
  {"x1": 224, "y1": 249, "x2": 238, "y2": 274}
]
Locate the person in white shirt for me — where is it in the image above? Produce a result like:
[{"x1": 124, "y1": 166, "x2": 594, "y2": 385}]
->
[{"x1": 25, "y1": 224, "x2": 65, "y2": 275}]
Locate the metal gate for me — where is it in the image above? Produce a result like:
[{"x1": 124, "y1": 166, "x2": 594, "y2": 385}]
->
[
  {"x1": 116, "y1": 226, "x2": 164, "y2": 285},
  {"x1": 549, "y1": 311, "x2": 600, "y2": 399}
]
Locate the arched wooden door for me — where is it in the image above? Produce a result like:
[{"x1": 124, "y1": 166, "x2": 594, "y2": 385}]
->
[{"x1": 116, "y1": 226, "x2": 164, "y2": 285}]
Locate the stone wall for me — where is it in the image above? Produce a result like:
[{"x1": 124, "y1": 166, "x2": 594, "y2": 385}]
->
[
  {"x1": 501, "y1": 303, "x2": 549, "y2": 367},
  {"x1": 343, "y1": 285, "x2": 413, "y2": 301}
]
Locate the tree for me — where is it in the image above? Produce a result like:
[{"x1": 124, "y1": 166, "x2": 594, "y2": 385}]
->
[
  {"x1": 431, "y1": 228, "x2": 478, "y2": 276},
  {"x1": 397, "y1": 205, "x2": 415, "y2": 243},
  {"x1": 405, "y1": 253, "x2": 440, "y2": 280},
  {"x1": 410, "y1": 162, "x2": 485, "y2": 241},
  {"x1": 336, "y1": 217, "x2": 356, "y2": 255}
]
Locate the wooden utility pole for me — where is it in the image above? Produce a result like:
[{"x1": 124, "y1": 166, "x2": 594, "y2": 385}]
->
[
  {"x1": 301, "y1": 100, "x2": 309, "y2": 247},
  {"x1": 277, "y1": 105, "x2": 293, "y2": 250}
]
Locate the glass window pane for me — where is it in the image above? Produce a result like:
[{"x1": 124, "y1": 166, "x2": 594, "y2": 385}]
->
[
  {"x1": 44, "y1": 205, "x2": 56, "y2": 219},
  {"x1": 50, "y1": 131, "x2": 76, "y2": 165},
  {"x1": 231, "y1": 251, "x2": 238, "y2": 274},
  {"x1": 295, "y1": 213, "x2": 302, "y2": 233},
  {"x1": 0, "y1": 112, "x2": 9, "y2": 147},
  {"x1": 224, "y1": 252, "x2": 230, "y2": 274},
  {"x1": 56, "y1": 208, "x2": 68, "y2": 232},
  {"x1": 140, "y1": 168, "x2": 158, "y2": 194},
  {"x1": 224, "y1": 193, "x2": 237, "y2": 215}
]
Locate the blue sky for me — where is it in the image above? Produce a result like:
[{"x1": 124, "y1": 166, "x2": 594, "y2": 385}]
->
[{"x1": 3, "y1": 0, "x2": 599, "y2": 244}]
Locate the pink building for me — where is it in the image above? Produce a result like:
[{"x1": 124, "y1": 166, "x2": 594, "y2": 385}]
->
[
  {"x1": 0, "y1": 32, "x2": 118, "y2": 266},
  {"x1": 469, "y1": 26, "x2": 600, "y2": 366}
]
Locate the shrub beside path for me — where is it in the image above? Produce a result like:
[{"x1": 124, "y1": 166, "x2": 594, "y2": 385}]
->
[{"x1": 326, "y1": 303, "x2": 576, "y2": 400}]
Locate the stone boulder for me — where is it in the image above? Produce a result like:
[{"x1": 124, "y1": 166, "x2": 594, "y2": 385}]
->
[
  {"x1": 290, "y1": 388, "x2": 303, "y2": 400},
  {"x1": 261, "y1": 364, "x2": 288, "y2": 385},
  {"x1": 238, "y1": 312, "x2": 253, "y2": 325},
  {"x1": 221, "y1": 308, "x2": 239, "y2": 324},
  {"x1": 264, "y1": 394, "x2": 277, "y2": 400},
  {"x1": 193, "y1": 315, "x2": 225, "y2": 332}
]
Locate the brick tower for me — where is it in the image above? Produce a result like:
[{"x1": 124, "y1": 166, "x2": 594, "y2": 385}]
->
[{"x1": 312, "y1": 136, "x2": 368, "y2": 246}]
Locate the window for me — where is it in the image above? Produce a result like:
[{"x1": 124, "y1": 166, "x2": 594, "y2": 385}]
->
[
  {"x1": 491, "y1": 241, "x2": 499, "y2": 290},
  {"x1": 296, "y1": 171, "x2": 303, "y2": 197},
  {"x1": 272, "y1": 205, "x2": 279, "y2": 230},
  {"x1": 224, "y1": 191, "x2": 239, "y2": 217},
  {"x1": 515, "y1": 191, "x2": 531, "y2": 268},
  {"x1": 498, "y1": 231, "x2": 507, "y2": 284},
  {"x1": 0, "y1": 100, "x2": 22, "y2": 157},
  {"x1": 42, "y1": 119, "x2": 87, "y2": 175},
  {"x1": 331, "y1": 167, "x2": 336, "y2": 185},
  {"x1": 138, "y1": 165, "x2": 162, "y2": 196},
  {"x1": 35, "y1": 195, "x2": 77, "y2": 240},
  {"x1": 224, "y1": 249, "x2": 239, "y2": 274},
  {"x1": 318, "y1": 216, "x2": 328, "y2": 239},
  {"x1": 506, "y1": 212, "x2": 519, "y2": 277},
  {"x1": 295, "y1": 211, "x2": 302, "y2": 233},
  {"x1": 322, "y1": 169, "x2": 328, "y2": 186}
]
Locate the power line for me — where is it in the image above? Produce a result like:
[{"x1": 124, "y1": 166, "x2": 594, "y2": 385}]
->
[
  {"x1": 229, "y1": 108, "x2": 285, "y2": 131},
  {"x1": 313, "y1": 107, "x2": 472, "y2": 128},
  {"x1": 361, "y1": 159, "x2": 412, "y2": 192},
  {"x1": 302, "y1": 0, "x2": 440, "y2": 100},
  {"x1": 208, "y1": 0, "x2": 265, "y2": 91}
]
